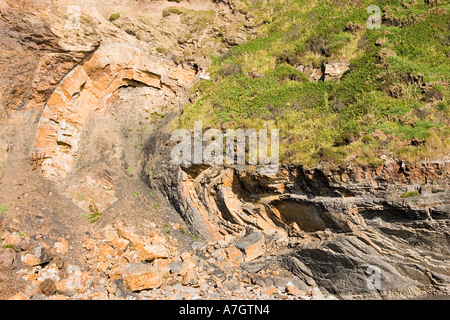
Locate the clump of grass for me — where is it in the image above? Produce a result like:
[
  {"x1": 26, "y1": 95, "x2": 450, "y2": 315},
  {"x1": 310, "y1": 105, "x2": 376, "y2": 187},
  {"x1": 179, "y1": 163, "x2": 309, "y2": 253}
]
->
[
  {"x1": 400, "y1": 191, "x2": 419, "y2": 198},
  {"x1": 109, "y1": 13, "x2": 120, "y2": 21},
  {"x1": 0, "y1": 204, "x2": 8, "y2": 214},
  {"x1": 156, "y1": 47, "x2": 166, "y2": 54},
  {"x1": 436, "y1": 101, "x2": 447, "y2": 111},
  {"x1": 163, "y1": 224, "x2": 171, "y2": 234},
  {"x1": 178, "y1": 225, "x2": 187, "y2": 235},
  {"x1": 162, "y1": 7, "x2": 184, "y2": 17},
  {"x1": 2, "y1": 244, "x2": 13, "y2": 249},
  {"x1": 81, "y1": 199, "x2": 102, "y2": 223}
]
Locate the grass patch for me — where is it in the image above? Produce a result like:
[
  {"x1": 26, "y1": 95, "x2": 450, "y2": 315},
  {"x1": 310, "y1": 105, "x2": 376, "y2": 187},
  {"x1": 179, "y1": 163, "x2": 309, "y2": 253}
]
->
[
  {"x1": 162, "y1": 7, "x2": 183, "y2": 17},
  {"x1": 163, "y1": 224, "x2": 171, "y2": 234},
  {"x1": 156, "y1": 47, "x2": 166, "y2": 54},
  {"x1": 109, "y1": 13, "x2": 120, "y2": 21},
  {"x1": 0, "y1": 204, "x2": 8, "y2": 214},
  {"x1": 400, "y1": 191, "x2": 419, "y2": 198},
  {"x1": 81, "y1": 199, "x2": 102, "y2": 223},
  {"x1": 176, "y1": 0, "x2": 449, "y2": 168}
]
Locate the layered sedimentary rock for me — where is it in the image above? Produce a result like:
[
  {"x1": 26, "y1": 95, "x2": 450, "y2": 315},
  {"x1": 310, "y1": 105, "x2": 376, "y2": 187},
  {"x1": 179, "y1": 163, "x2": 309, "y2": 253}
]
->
[
  {"x1": 33, "y1": 42, "x2": 196, "y2": 180},
  {"x1": 146, "y1": 130, "x2": 450, "y2": 298}
]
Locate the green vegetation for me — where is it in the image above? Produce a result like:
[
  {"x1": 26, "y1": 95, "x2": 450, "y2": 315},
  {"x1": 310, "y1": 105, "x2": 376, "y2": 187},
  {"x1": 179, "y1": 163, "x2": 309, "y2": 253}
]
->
[
  {"x1": 134, "y1": 192, "x2": 140, "y2": 197},
  {"x1": 2, "y1": 244, "x2": 13, "y2": 249},
  {"x1": 163, "y1": 224, "x2": 171, "y2": 234},
  {"x1": 177, "y1": 0, "x2": 449, "y2": 168},
  {"x1": 162, "y1": 6, "x2": 215, "y2": 33},
  {"x1": 400, "y1": 191, "x2": 420, "y2": 198},
  {"x1": 178, "y1": 224, "x2": 187, "y2": 235},
  {"x1": 81, "y1": 199, "x2": 102, "y2": 223},
  {"x1": 162, "y1": 7, "x2": 183, "y2": 17},
  {"x1": 109, "y1": 13, "x2": 120, "y2": 21},
  {"x1": 156, "y1": 47, "x2": 166, "y2": 54},
  {"x1": 0, "y1": 204, "x2": 8, "y2": 214},
  {"x1": 81, "y1": 212, "x2": 102, "y2": 223}
]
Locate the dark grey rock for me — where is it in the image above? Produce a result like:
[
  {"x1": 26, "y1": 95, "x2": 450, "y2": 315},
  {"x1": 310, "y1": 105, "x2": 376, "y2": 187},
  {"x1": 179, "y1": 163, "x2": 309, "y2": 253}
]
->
[
  {"x1": 113, "y1": 279, "x2": 135, "y2": 299},
  {"x1": 34, "y1": 246, "x2": 52, "y2": 265},
  {"x1": 240, "y1": 261, "x2": 266, "y2": 274},
  {"x1": 235, "y1": 232, "x2": 263, "y2": 251}
]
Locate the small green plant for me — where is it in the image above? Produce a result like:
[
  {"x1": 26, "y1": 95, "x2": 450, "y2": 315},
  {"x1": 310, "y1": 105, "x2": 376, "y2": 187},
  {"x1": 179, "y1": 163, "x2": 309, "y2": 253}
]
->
[
  {"x1": 162, "y1": 7, "x2": 184, "y2": 18},
  {"x1": 134, "y1": 192, "x2": 140, "y2": 197},
  {"x1": 400, "y1": 191, "x2": 419, "y2": 198},
  {"x1": 163, "y1": 224, "x2": 171, "y2": 234},
  {"x1": 436, "y1": 102, "x2": 447, "y2": 111},
  {"x1": 2, "y1": 244, "x2": 13, "y2": 249},
  {"x1": 156, "y1": 47, "x2": 166, "y2": 54},
  {"x1": 81, "y1": 198, "x2": 102, "y2": 223},
  {"x1": 78, "y1": 194, "x2": 85, "y2": 201},
  {"x1": 179, "y1": 225, "x2": 187, "y2": 235},
  {"x1": 18, "y1": 233, "x2": 25, "y2": 237},
  {"x1": 109, "y1": 13, "x2": 120, "y2": 21},
  {"x1": 0, "y1": 204, "x2": 8, "y2": 214},
  {"x1": 155, "y1": 204, "x2": 160, "y2": 210}
]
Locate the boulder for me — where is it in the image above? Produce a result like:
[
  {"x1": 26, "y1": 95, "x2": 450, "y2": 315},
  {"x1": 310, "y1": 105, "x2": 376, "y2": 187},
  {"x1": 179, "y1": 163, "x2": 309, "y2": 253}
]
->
[
  {"x1": 235, "y1": 232, "x2": 265, "y2": 262},
  {"x1": 121, "y1": 263, "x2": 162, "y2": 291}
]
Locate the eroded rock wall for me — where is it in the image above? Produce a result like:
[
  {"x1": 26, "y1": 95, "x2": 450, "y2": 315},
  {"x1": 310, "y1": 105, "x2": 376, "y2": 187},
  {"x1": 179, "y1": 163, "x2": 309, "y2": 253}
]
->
[{"x1": 145, "y1": 130, "x2": 450, "y2": 298}]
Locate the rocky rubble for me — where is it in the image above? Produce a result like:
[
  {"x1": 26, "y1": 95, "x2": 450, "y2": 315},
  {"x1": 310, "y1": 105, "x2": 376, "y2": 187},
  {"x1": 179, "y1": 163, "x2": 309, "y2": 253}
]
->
[
  {"x1": 0, "y1": 0, "x2": 448, "y2": 301},
  {"x1": 1, "y1": 222, "x2": 328, "y2": 300}
]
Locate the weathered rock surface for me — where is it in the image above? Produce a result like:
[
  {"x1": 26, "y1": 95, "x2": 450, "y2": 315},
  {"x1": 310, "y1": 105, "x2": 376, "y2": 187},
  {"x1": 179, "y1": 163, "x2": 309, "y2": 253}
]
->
[
  {"x1": 235, "y1": 232, "x2": 265, "y2": 262},
  {"x1": 145, "y1": 129, "x2": 450, "y2": 298},
  {"x1": 121, "y1": 262, "x2": 162, "y2": 292},
  {"x1": 0, "y1": 0, "x2": 448, "y2": 301},
  {"x1": 39, "y1": 278, "x2": 57, "y2": 296},
  {"x1": 33, "y1": 42, "x2": 196, "y2": 180},
  {"x1": 0, "y1": 248, "x2": 14, "y2": 267}
]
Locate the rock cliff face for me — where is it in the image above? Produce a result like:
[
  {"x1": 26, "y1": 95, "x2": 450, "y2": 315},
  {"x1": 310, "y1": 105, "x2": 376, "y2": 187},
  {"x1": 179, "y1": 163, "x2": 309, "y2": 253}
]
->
[
  {"x1": 145, "y1": 129, "x2": 450, "y2": 298},
  {"x1": 0, "y1": 0, "x2": 448, "y2": 300},
  {"x1": 34, "y1": 42, "x2": 196, "y2": 180}
]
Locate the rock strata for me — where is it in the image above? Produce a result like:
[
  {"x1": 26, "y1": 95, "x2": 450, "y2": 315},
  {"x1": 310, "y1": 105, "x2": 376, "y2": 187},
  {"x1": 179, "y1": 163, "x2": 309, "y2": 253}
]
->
[{"x1": 146, "y1": 131, "x2": 449, "y2": 298}]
